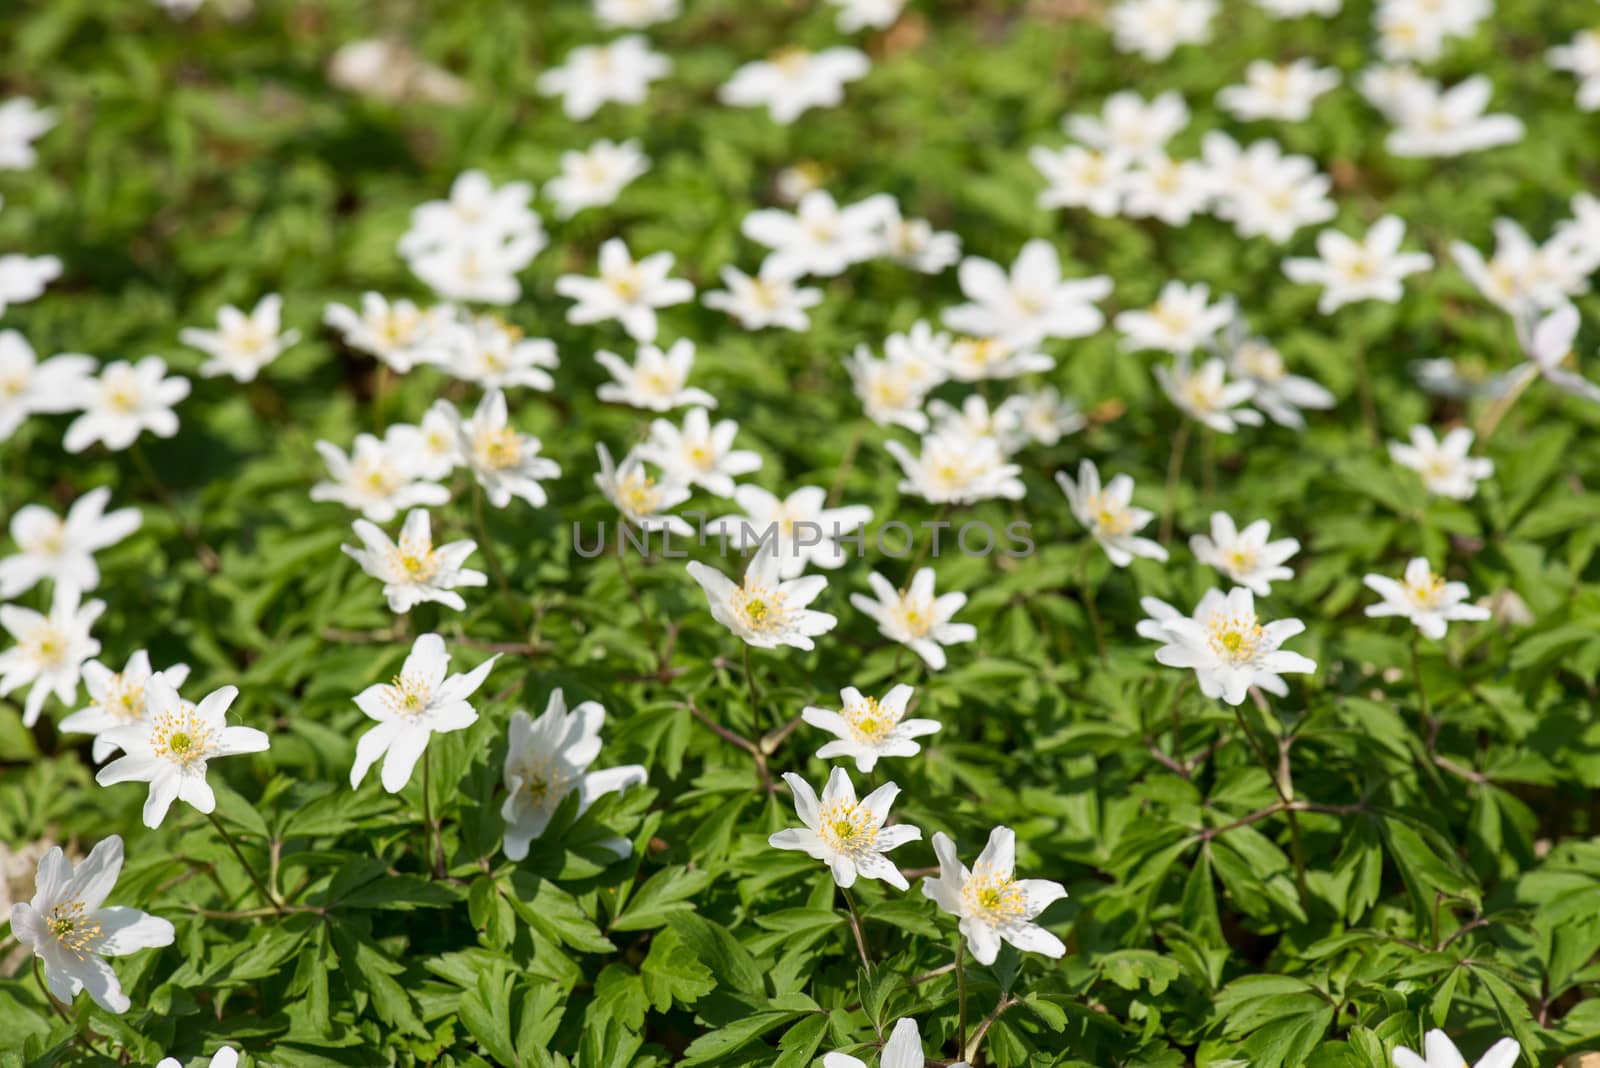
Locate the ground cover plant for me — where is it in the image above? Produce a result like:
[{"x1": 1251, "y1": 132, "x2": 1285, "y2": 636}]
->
[{"x1": 2, "y1": 0, "x2": 1600, "y2": 1065}]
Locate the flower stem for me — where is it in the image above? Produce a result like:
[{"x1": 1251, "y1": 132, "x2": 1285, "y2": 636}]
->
[
  {"x1": 205, "y1": 811, "x2": 280, "y2": 910},
  {"x1": 955, "y1": 937, "x2": 969, "y2": 1057},
  {"x1": 902, "y1": 502, "x2": 950, "y2": 579},
  {"x1": 422, "y1": 746, "x2": 445, "y2": 877},
  {"x1": 1352, "y1": 345, "x2": 1379, "y2": 445},
  {"x1": 741, "y1": 643, "x2": 767, "y2": 733},
  {"x1": 1474, "y1": 365, "x2": 1536, "y2": 444},
  {"x1": 1079, "y1": 553, "x2": 1106, "y2": 665},
  {"x1": 1160, "y1": 420, "x2": 1192, "y2": 545},
  {"x1": 840, "y1": 885, "x2": 873, "y2": 975},
  {"x1": 34, "y1": 958, "x2": 70, "y2": 1023},
  {"x1": 472, "y1": 481, "x2": 525, "y2": 630},
  {"x1": 826, "y1": 423, "x2": 865, "y2": 507},
  {"x1": 614, "y1": 523, "x2": 661, "y2": 667}
]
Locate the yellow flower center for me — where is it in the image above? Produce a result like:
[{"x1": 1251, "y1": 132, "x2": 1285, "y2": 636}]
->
[
  {"x1": 1205, "y1": 612, "x2": 1265, "y2": 665},
  {"x1": 737, "y1": 583, "x2": 790, "y2": 634},
  {"x1": 473, "y1": 427, "x2": 522, "y2": 470},
  {"x1": 384, "y1": 673, "x2": 432, "y2": 717},
  {"x1": 47, "y1": 899, "x2": 102, "y2": 958},
  {"x1": 151, "y1": 702, "x2": 212, "y2": 766},
  {"x1": 844, "y1": 696, "x2": 896, "y2": 744},
  {"x1": 817, "y1": 800, "x2": 875, "y2": 855},
  {"x1": 962, "y1": 867, "x2": 1027, "y2": 922}
]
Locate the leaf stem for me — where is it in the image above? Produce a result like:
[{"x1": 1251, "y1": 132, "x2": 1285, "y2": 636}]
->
[
  {"x1": 1160, "y1": 420, "x2": 1192, "y2": 544},
  {"x1": 205, "y1": 811, "x2": 281, "y2": 911},
  {"x1": 1079, "y1": 553, "x2": 1106, "y2": 665},
  {"x1": 840, "y1": 885, "x2": 873, "y2": 974},
  {"x1": 955, "y1": 937, "x2": 968, "y2": 1057},
  {"x1": 422, "y1": 746, "x2": 445, "y2": 877}
]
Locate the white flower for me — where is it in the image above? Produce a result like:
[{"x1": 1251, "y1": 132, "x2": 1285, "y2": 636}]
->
[
  {"x1": 444, "y1": 315, "x2": 558, "y2": 391},
  {"x1": 1375, "y1": 0, "x2": 1490, "y2": 63},
  {"x1": 158, "y1": 1049, "x2": 239, "y2": 1068},
  {"x1": 1202, "y1": 134, "x2": 1336, "y2": 244},
  {"x1": 0, "y1": 331, "x2": 93, "y2": 442},
  {"x1": 0, "y1": 98, "x2": 55, "y2": 170},
  {"x1": 769, "y1": 767, "x2": 920, "y2": 889},
  {"x1": 501, "y1": 688, "x2": 646, "y2": 861},
  {"x1": 1122, "y1": 154, "x2": 1218, "y2": 227},
  {"x1": 922, "y1": 827, "x2": 1067, "y2": 965},
  {"x1": 743, "y1": 190, "x2": 896, "y2": 279},
  {"x1": 719, "y1": 48, "x2": 869, "y2": 125},
  {"x1": 594, "y1": 443, "x2": 694, "y2": 534},
  {"x1": 637, "y1": 408, "x2": 762, "y2": 498},
  {"x1": 845, "y1": 344, "x2": 932, "y2": 432},
  {"x1": 596, "y1": 339, "x2": 717, "y2": 411},
  {"x1": 9, "y1": 836, "x2": 174, "y2": 1014},
  {"x1": 398, "y1": 169, "x2": 544, "y2": 261},
  {"x1": 1283, "y1": 215, "x2": 1433, "y2": 314},
  {"x1": 0, "y1": 487, "x2": 141, "y2": 599},
  {"x1": 702, "y1": 263, "x2": 823, "y2": 332},
  {"x1": 0, "y1": 253, "x2": 63, "y2": 316},
  {"x1": 775, "y1": 162, "x2": 827, "y2": 204},
  {"x1": 343, "y1": 509, "x2": 486, "y2": 614},
  {"x1": 1389, "y1": 425, "x2": 1493, "y2": 500},
  {"x1": 407, "y1": 233, "x2": 541, "y2": 306},
  {"x1": 997, "y1": 386, "x2": 1086, "y2": 448},
  {"x1": 63, "y1": 358, "x2": 190, "y2": 454},
  {"x1": 1384, "y1": 76, "x2": 1524, "y2": 158},
  {"x1": 349, "y1": 633, "x2": 497, "y2": 793},
  {"x1": 537, "y1": 36, "x2": 670, "y2": 120},
  {"x1": 824, "y1": 1018, "x2": 964, "y2": 1068},
  {"x1": 1154, "y1": 354, "x2": 1262, "y2": 433},
  {"x1": 1218, "y1": 60, "x2": 1340, "y2": 123},
  {"x1": 1358, "y1": 63, "x2": 1434, "y2": 120},
  {"x1": 1224, "y1": 331, "x2": 1334, "y2": 430},
  {"x1": 934, "y1": 336, "x2": 1055, "y2": 382},
  {"x1": 452, "y1": 389, "x2": 561, "y2": 509},
  {"x1": 928, "y1": 393, "x2": 1009, "y2": 446},
  {"x1": 1115, "y1": 281, "x2": 1234, "y2": 355},
  {"x1": 545, "y1": 139, "x2": 649, "y2": 218},
  {"x1": 879, "y1": 206, "x2": 961, "y2": 274},
  {"x1": 804, "y1": 684, "x2": 938, "y2": 773},
  {"x1": 1255, "y1": 0, "x2": 1340, "y2": 13},
  {"x1": 685, "y1": 542, "x2": 837, "y2": 651},
  {"x1": 323, "y1": 294, "x2": 455, "y2": 373},
  {"x1": 884, "y1": 430, "x2": 1025, "y2": 504},
  {"x1": 1410, "y1": 357, "x2": 1517, "y2": 400},
  {"x1": 1394, "y1": 1030, "x2": 1518, "y2": 1068},
  {"x1": 1109, "y1": 0, "x2": 1217, "y2": 60},
  {"x1": 1065, "y1": 90, "x2": 1189, "y2": 160},
  {"x1": 0, "y1": 584, "x2": 103, "y2": 727},
  {"x1": 944, "y1": 239, "x2": 1111, "y2": 348},
  {"x1": 850, "y1": 568, "x2": 976, "y2": 670},
  {"x1": 708, "y1": 484, "x2": 872, "y2": 579},
  {"x1": 884, "y1": 322, "x2": 952, "y2": 393},
  {"x1": 59, "y1": 651, "x2": 191, "y2": 764},
  {"x1": 556, "y1": 237, "x2": 693, "y2": 343},
  {"x1": 828, "y1": 0, "x2": 904, "y2": 31},
  {"x1": 1031, "y1": 144, "x2": 1132, "y2": 217},
  {"x1": 96, "y1": 678, "x2": 269, "y2": 828},
  {"x1": 1550, "y1": 29, "x2": 1600, "y2": 111},
  {"x1": 1364, "y1": 558, "x2": 1491, "y2": 640},
  {"x1": 1190, "y1": 513, "x2": 1299, "y2": 595},
  {"x1": 1056, "y1": 460, "x2": 1167, "y2": 568},
  {"x1": 1450, "y1": 219, "x2": 1589, "y2": 316},
  {"x1": 1137, "y1": 587, "x2": 1316, "y2": 705},
  {"x1": 594, "y1": 0, "x2": 679, "y2": 28},
  {"x1": 180, "y1": 294, "x2": 299, "y2": 382},
  {"x1": 311, "y1": 432, "x2": 450, "y2": 522},
  {"x1": 1513, "y1": 302, "x2": 1600, "y2": 406}
]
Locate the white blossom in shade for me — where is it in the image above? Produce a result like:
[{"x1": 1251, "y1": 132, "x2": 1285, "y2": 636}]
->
[
  {"x1": 1358, "y1": 63, "x2": 1434, "y2": 120},
  {"x1": 927, "y1": 393, "x2": 1009, "y2": 447},
  {"x1": 501, "y1": 690, "x2": 647, "y2": 861},
  {"x1": 944, "y1": 239, "x2": 1112, "y2": 347},
  {"x1": 1202, "y1": 133, "x2": 1336, "y2": 244},
  {"x1": 1282, "y1": 216, "x2": 1433, "y2": 314},
  {"x1": 1255, "y1": 0, "x2": 1340, "y2": 15},
  {"x1": 1384, "y1": 76, "x2": 1524, "y2": 158},
  {"x1": 1410, "y1": 357, "x2": 1517, "y2": 401},
  {"x1": 1450, "y1": 220, "x2": 1590, "y2": 316},
  {"x1": 407, "y1": 233, "x2": 539, "y2": 306},
  {"x1": 180, "y1": 294, "x2": 300, "y2": 382},
  {"x1": 1137, "y1": 587, "x2": 1316, "y2": 705},
  {"x1": 884, "y1": 321, "x2": 953, "y2": 394},
  {"x1": 537, "y1": 36, "x2": 670, "y2": 120},
  {"x1": 62, "y1": 358, "x2": 190, "y2": 454},
  {"x1": 1108, "y1": 0, "x2": 1217, "y2": 60},
  {"x1": 935, "y1": 336, "x2": 1055, "y2": 382},
  {"x1": 594, "y1": 443, "x2": 693, "y2": 535},
  {"x1": 803, "y1": 684, "x2": 938, "y2": 773},
  {"x1": 775, "y1": 161, "x2": 827, "y2": 204},
  {"x1": 1554, "y1": 193, "x2": 1600, "y2": 273},
  {"x1": 348, "y1": 634, "x2": 497, "y2": 793},
  {"x1": 398, "y1": 169, "x2": 544, "y2": 261},
  {"x1": 0, "y1": 331, "x2": 93, "y2": 442},
  {"x1": 342, "y1": 509, "x2": 486, "y2": 614},
  {"x1": 326, "y1": 37, "x2": 471, "y2": 104},
  {"x1": 9, "y1": 836, "x2": 174, "y2": 1014},
  {"x1": 1154, "y1": 354, "x2": 1262, "y2": 433},
  {"x1": 922, "y1": 827, "x2": 1067, "y2": 965},
  {"x1": 0, "y1": 584, "x2": 103, "y2": 727},
  {"x1": 59, "y1": 651, "x2": 191, "y2": 764},
  {"x1": 0, "y1": 99, "x2": 55, "y2": 170},
  {"x1": 997, "y1": 386, "x2": 1087, "y2": 448},
  {"x1": 0, "y1": 253, "x2": 63, "y2": 316},
  {"x1": 1031, "y1": 144, "x2": 1132, "y2": 217},
  {"x1": 1218, "y1": 60, "x2": 1340, "y2": 123},
  {"x1": 1066, "y1": 90, "x2": 1189, "y2": 161},
  {"x1": 444, "y1": 315, "x2": 558, "y2": 391},
  {"x1": 1115, "y1": 281, "x2": 1234, "y2": 355},
  {"x1": 719, "y1": 48, "x2": 870, "y2": 125},
  {"x1": 545, "y1": 139, "x2": 649, "y2": 218},
  {"x1": 594, "y1": 0, "x2": 679, "y2": 28},
  {"x1": 1190, "y1": 513, "x2": 1299, "y2": 596},
  {"x1": 323, "y1": 294, "x2": 455, "y2": 373},
  {"x1": 1394, "y1": 1031, "x2": 1518, "y2": 1068},
  {"x1": 685, "y1": 542, "x2": 837, "y2": 651},
  {"x1": 742, "y1": 190, "x2": 896, "y2": 279},
  {"x1": 1550, "y1": 29, "x2": 1600, "y2": 111},
  {"x1": 702, "y1": 263, "x2": 823, "y2": 332},
  {"x1": 1389, "y1": 425, "x2": 1493, "y2": 500},
  {"x1": 1121, "y1": 155, "x2": 1218, "y2": 227},
  {"x1": 637, "y1": 407, "x2": 762, "y2": 498},
  {"x1": 1375, "y1": 0, "x2": 1490, "y2": 63},
  {"x1": 95, "y1": 678, "x2": 269, "y2": 828},
  {"x1": 824, "y1": 1018, "x2": 965, "y2": 1068},
  {"x1": 850, "y1": 568, "x2": 977, "y2": 671},
  {"x1": 845, "y1": 345, "x2": 932, "y2": 432},
  {"x1": 879, "y1": 205, "x2": 961, "y2": 274},
  {"x1": 0, "y1": 488, "x2": 141, "y2": 599},
  {"x1": 452, "y1": 388, "x2": 561, "y2": 509},
  {"x1": 1055, "y1": 460, "x2": 1168, "y2": 568},
  {"x1": 769, "y1": 767, "x2": 920, "y2": 889},
  {"x1": 829, "y1": 0, "x2": 904, "y2": 31},
  {"x1": 596, "y1": 339, "x2": 717, "y2": 412},
  {"x1": 157, "y1": 1049, "x2": 239, "y2": 1068},
  {"x1": 310, "y1": 433, "x2": 450, "y2": 522},
  {"x1": 555, "y1": 237, "x2": 693, "y2": 343},
  {"x1": 1224, "y1": 331, "x2": 1334, "y2": 430},
  {"x1": 1363, "y1": 558, "x2": 1491, "y2": 640},
  {"x1": 1513, "y1": 302, "x2": 1600, "y2": 406},
  {"x1": 884, "y1": 431, "x2": 1025, "y2": 505},
  {"x1": 707, "y1": 485, "x2": 872, "y2": 579}
]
